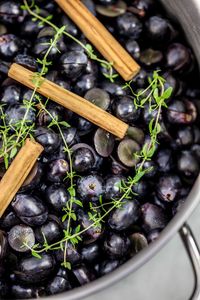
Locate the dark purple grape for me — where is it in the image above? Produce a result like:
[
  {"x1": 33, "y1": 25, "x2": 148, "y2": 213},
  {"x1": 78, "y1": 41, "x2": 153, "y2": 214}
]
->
[
  {"x1": 110, "y1": 157, "x2": 129, "y2": 175},
  {"x1": 77, "y1": 210, "x2": 103, "y2": 244},
  {"x1": 86, "y1": 59, "x2": 98, "y2": 75},
  {"x1": 34, "y1": 127, "x2": 61, "y2": 154},
  {"x1": 35, "y1": 219, "x2": 61, "y2": 244},
  {"x1": 60, "y1": 51, "x2": 88, "y2": 80},
  {"x1": 117, "y1": 13, "x2": 143, "y2": 39},
  {"x1": 145, "y1": 16, "x2": 172, "y2": 44},
  {"x1": 45, "y1": 184, "x2": 69, "y2": 212},
  {"x1": 155, "y1": 149, "x2": 174, "y2": 173},
  {"x1": 131, "y1": 69, "x2": 148, "y2": 88},
  {"x1": 103, "y1": 232, "x2": 130, "y2": 258},
  {"x1": 75, "y1": 116, "x2": 94, "y2": 136},
  {"x1": 167, "y1": 99, "x2": 197, "y2": 124},
  {"x1": 0, "y1": 211, "x2": 20, "y2": 230},
  {"x1": 77, "y1": 175, "x2": 104, "y2": 202},
  {"x1": 37, "y1": 103, "x2": 64, "y2": 127},
  {"x1": 46, "y1": 269, "x2": 71, "y2": 295},
  {"x1": 193, "y1": 126, "x2": 200, "y2": 144},
  {"x1": 60, "y1": 15, "x2": 79, "y2": 37},
  {"x1": 125, "y1": 39, "x2": 140, "y2": 60},
  {"x1": 47, "y1": 159, "x2": 69, "y2": 183},
  {"x1": 11, "y1": 284, "x2": 41, "y2": 299},
  {"x1": 137, "y1": 160, "x2": 157, "y2": 178},
  {"x1": 130, "y1": 0, "x2": 154, "y2": 17},
  {"x1": 20, "y1": 162, "x2": 43, "y2": 192},
  {"x1": 166, "y1": 43, "x2": 192, "y2": 73},
  {"x1": 33, "y1": 36, "x2": 66, "y2": 60},
  {"x1": 16, "y1": 254, "x2": 55, "y2": 283},
  {"x1": 14, "y1": 54, "x2": 37, "y2": 71},
  {"x1": 21, "y1": 15, "x2": 45, "y2": 37},
  {"x1": 105, "y1": 175, "x2": 125, "y2": 200},
  {"x1": 0, "y1": 1, "x2": 25, "y2": 25},
  {"x1": 81, "y1": 243, "x2": 100, "y2": 263},
  {"x1": 98, "y1": 259, "x2": 120, "y2": 276},
  {"x1": 5, "y1": 104, "x2": 35, "y2": 127},
  {"x1": 132, "y1": 180, "x2": 149, "y2": 198},
  {"x1": 0, "y1": 34, "x2": 24, "y2": 59},
  {"x1": 100, "y1": 81, "x2": 127, "y2": 97},
  {"x1": 74, "y1": 74, "x2": 96, "y2": 95},
  {"x1": 55, "y1": 244, "x2": 81, "y2": 265},
  {"x1": 177, "y1": 151, "x2": 199, "y2": 179},
  {"x1": 175, "y1": 126, "x2": 194, "y2": 147},
  {"x1": 153, "y1": 194, "x2": 168, "y2": 210},
  {"x1": 72, "y1": 265, "x2": 95, "y2": 286},
  {"x1": 191, "y1": 144, "x2": 200, "y2": 161},
  {"x1": 156, "y1": 174, "x2": 182, "y2": 202},
  {"x1": 11, "y1": 194, "x2": 48, "y2": 226},
  {"x1": 0, "y1": 84, "x2": 21, "y2": 105},
  {"x1": 22, "y1": 88, "x2": 40, "y2": 105},
  {"x1": 141, "y1": 203, "x2": 168, "y2": 232},
  {"x1": 62, "y1": 127, "x2": 80, "y2": 147},
  {"x1": 113, "y1": 96, "x2": 141, "y2": 123},
  {"x1": 108, "y1": 199, "x2": 140, "y2": 231},
  {"x1": 72, "y1": 147, "x2": 95, "y2": 173},
  {"x1": 97, "y1": 0, "x2": 118, "y2": 6}
]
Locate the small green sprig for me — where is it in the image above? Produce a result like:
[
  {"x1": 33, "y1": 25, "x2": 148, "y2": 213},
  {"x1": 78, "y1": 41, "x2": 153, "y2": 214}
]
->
[
  {"x1": 21, "y1": 0, "x2": 118, "y2": 82},
  {"x1": 35, "y1": 98, "x2": 83, "y2": 269}
]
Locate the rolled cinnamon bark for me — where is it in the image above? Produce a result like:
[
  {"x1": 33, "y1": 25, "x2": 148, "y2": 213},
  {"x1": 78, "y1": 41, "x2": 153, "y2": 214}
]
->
[
  {"x1": 0, "y1": 139, "x2": 43, "y2": 217},
  {"x1": 8, "y1": 63, "x2": 129, "y2": 139}
]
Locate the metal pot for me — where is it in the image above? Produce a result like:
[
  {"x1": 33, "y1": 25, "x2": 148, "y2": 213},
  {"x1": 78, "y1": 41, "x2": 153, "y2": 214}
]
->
[{"x1": 41, "y1": 1, "x2": 200, "y2": 299}]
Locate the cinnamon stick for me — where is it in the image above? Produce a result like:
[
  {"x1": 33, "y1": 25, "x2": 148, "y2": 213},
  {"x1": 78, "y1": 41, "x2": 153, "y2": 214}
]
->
[
  {"x1": 55, "y1": 0, "x2": 140, "y2": 81},
  {"x1": 0, "y1": 139, "x2": 43, "y2": 217},
  {"x1": 8, "y1": 63, "x2": 129, "y2": 139}
]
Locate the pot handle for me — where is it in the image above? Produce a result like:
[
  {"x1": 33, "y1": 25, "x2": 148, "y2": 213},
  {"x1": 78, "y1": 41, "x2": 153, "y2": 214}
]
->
[{"x1": 180, "y1": 224, "x2": 200, "y2": 300}]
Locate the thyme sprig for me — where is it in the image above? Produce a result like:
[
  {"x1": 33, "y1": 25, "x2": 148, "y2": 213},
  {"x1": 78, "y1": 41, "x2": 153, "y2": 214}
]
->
[
  {"x1": 35, "y1": 98, "x2": 83, "y2": 269},
  {"x1": 21, "y1": 0, "x2": 117, "y2": 82},
  {"x1": 0, "y1": 25, "x2": 65, "y2": 169},
  {"x1": 25, "y1": 71, "x2": 173, "y2": 258}
]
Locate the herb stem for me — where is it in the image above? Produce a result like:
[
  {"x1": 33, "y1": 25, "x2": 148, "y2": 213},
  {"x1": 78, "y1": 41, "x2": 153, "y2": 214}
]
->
[{"x1": 37, "y1": 100, "x2": 75, "y2": 268}]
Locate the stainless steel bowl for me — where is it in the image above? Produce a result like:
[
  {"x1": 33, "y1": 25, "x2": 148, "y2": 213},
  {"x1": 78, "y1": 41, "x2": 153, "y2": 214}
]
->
[{"x1": 40, "y1": 1, "x2": 200, "y2": 299}]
